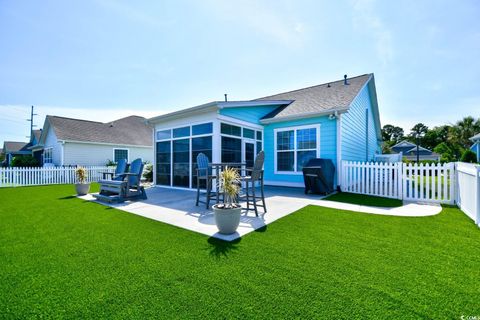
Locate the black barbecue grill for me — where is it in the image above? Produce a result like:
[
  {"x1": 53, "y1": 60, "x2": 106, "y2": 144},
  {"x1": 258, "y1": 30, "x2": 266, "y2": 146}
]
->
[{"x1": 302, "y1": 158, "x2": 335, "y2": 195}]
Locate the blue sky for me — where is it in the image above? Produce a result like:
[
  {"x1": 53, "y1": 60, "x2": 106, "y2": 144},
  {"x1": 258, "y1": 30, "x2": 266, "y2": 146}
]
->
[{"x1": 1, "y1": 0, "x2": 479, "y2": 145}]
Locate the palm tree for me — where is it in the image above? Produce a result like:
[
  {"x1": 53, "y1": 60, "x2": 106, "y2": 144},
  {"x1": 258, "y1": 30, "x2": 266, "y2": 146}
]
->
[{"x1": 449, "y1": 116, "x2": 480, "y2": 150}]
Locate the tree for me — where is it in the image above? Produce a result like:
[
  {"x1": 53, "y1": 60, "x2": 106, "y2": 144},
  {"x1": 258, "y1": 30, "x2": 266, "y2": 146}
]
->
[
  {"x1": 382, "y1": 124, "x2": 404, "y2": 144},
  {"x1": 409, "y1": 123, "x2": 428, "y2": 139},
  {"x1": 422, "y1": 125, "x2": 450, "y2": 150},
  {"x1": 448, "y1": 116, "x2": 480, "y2": 150}
]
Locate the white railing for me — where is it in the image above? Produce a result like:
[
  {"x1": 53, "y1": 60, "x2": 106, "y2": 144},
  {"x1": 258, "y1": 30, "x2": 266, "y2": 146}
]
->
[
  {"x1": 456, "y1": 162, "x2": 480, "y2": 225},
  {"x1": 341, "y1": 161, "x2": 455, "y2": 204},
  {"x1": 0, "y1": 166, "x2": 115, "y2": 188},
  {"x1": 341, "y1": 161, "x2": 402, "y2": 199}
]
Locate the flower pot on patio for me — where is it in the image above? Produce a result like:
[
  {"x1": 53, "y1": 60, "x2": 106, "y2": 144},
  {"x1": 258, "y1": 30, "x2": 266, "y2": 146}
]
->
[
  {"x1": 75, "y1": 183, "x2": 90, "y2": 196},
  {"x1": 213, "y1": 166, "x2": 242, "y2": 234},
  {"x1": 213, "y1": 204, "x2": 242, "y2": 234},
  {"x1": 75, "y1": 166, "x2": 90, "y2": 196}
]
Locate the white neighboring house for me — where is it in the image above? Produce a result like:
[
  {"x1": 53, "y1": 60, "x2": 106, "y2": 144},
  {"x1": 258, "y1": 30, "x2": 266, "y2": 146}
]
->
[{"x1": 36, "y1": 115, "x2": 153, "y2": 166}]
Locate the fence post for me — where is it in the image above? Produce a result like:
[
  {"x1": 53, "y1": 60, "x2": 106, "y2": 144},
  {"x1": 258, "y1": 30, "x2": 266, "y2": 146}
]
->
[{"x1": 476, "y1": 165, "x2": 480, "y2": 226}]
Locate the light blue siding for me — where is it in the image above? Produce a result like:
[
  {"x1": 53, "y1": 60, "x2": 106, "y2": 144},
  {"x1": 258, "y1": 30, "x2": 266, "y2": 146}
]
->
[
  {"x1": 263, "y1": 115, "x2": 337, "y2": 186},
  {"x1": 341, "y1": 83, "x2": 381, "y2": 162},
  {"x1": 219, "y1": 105, "x2": 280, "y2": 124},
  {"x1": 471, "y1": 142, "x2": 480, "y2": 162}
]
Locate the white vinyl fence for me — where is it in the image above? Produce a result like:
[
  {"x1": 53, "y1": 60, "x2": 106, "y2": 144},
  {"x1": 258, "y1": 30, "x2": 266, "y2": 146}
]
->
[
  {"x1": 0, "y1": 166, "x2": 115, "y2": 188},
  {"x1": 341, "y1": 161, "x2": 455, "y2": 204},
  {"x1": 456, "y1": 162, "x2": 480, "y2": 225}
]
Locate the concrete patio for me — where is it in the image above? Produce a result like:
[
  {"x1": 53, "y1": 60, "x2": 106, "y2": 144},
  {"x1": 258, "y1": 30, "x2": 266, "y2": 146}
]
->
[{"x1": 81, "y1": 186, "x2": 442, "y2": 241}]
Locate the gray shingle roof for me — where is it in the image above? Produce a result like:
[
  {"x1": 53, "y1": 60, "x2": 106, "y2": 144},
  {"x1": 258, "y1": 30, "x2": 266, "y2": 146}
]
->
[
  {"x1": 4, "y1": 141, "x2": 30, "y2": 153},
  {"x1": 47, "y1": 115, "x2": 152, "y2": 146},
  {"x1": 256, "y1": 74, "x2": 372, "y2": 120}
]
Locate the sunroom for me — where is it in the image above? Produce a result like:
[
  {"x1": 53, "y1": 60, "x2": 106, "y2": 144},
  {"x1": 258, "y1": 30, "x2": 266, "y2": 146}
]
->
[{"x1": 148, "y1": 100, "x2": 290, "y2": 189}]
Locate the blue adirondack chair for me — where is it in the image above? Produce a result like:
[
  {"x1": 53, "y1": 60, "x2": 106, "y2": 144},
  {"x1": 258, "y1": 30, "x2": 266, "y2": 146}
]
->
[
  {"x1": 100, "y1": 158, "x2": 128, "y2": 181},
  {"x1": 94, "y1": 158, "x2": 147, "y2": 203}
]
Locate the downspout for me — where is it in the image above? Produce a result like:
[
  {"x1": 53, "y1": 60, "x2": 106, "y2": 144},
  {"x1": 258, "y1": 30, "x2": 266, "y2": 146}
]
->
[{"x1": 365, "y1": 107, "x2": 369, "y2": 161}]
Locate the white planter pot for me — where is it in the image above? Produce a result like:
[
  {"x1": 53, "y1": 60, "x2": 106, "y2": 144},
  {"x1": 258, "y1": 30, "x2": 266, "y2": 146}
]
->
[
  {"x1": 212, "y1": 205, "x2": 242, "y2": 234},
  {"x1": 75, "y1": 183, "x2": 90, "y2": 196}
]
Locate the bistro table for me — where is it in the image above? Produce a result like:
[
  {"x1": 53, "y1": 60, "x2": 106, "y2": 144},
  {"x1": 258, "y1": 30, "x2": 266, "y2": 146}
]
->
[{"x1": 210, "y1": 162, "x2": 247, "y2": 204}]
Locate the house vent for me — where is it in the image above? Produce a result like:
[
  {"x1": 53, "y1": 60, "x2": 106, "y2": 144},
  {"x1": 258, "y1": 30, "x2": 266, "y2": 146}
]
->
[
  {"x1": 344, "y1": 74, "x2": 349, "y2": 85},
  {"x1": 224, "y1": 94, "x2": 228, "y2": 102}
]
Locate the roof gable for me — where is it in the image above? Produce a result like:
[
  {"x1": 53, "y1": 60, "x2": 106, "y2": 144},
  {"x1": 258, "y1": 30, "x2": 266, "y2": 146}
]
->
[
  {"x1": 256, "y1": 74, "x2": 372, "y2": 121},
  {"x1": 43, "y1": 115, "x2": 152, "y2": 146},
  {"x1": 391, "y1": 140, "x2": 416, "y2": 148}
]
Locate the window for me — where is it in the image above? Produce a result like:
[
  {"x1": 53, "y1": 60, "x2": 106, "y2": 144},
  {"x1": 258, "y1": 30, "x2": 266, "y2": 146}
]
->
[
  {"x1": 156, "y1": 141, "x2": 171, "y2": 186},
  {"x1": 192, "y1": 122, "x2": 213, "y2": 136},
  {"x1": 114, "y1": 149, "x2": 129, "y2": 163},
  {"x1": 191, "y1": 136, "x2": 213, "y2": 188},
  {"x1": 44, "y1": 148, "x2": 53, "y2": 164},
  {"x1": 275, "y1": 125, "x2": 319, "y2": 173},
  {"x1": 243, "y1": 128, "x2": 255, "y2": 139},
  {"x1": 221, "y1": 123, "x2": 241, "y2": 137},
  {"x1": 256, "y1": 131, "x2": 262, "y2": 141},
  {"x1": 221, "y1": 136, "x2": 241, "y2": 163},
  {"x1": 172, "y1": 139, "x2": 190, "y2": 187},
  {"x1": 156, "y1": 129, "x2": 171, "y2": 140},
  {"x1": 173, "y1": 126, "x2": 190, "y2": 138}
]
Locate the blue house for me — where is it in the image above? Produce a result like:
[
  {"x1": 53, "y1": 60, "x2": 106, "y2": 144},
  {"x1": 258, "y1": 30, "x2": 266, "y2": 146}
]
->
[
  {"x1": 470, "y1": 133, "x2": 480, "y2": 162},
  {"x1": 147, "y1": 74, "x2": 382, "y2": 189}
]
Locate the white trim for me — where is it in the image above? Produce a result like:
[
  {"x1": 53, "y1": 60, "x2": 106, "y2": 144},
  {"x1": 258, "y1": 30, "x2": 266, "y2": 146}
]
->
[
  {"x1": 217, "y1": 114, "x2": 264, "y2": 130},
  {"x1": 113, "y1": 148, "x2": 130, "y2": 163},
  {"x1": 274, "y1": 124, "x2": 321, "y2": 175},
  {"x1": 147, "y1": 100, "x2": 291, "y2": 124},
  {"x1": 263, "y1": 180, "x2": 304, "y2": 188}
]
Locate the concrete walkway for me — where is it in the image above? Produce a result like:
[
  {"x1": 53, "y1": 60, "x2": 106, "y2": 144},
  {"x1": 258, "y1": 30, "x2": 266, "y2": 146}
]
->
[{"x1": 80, "y1": 186, "x2": 442, "y2": 241}]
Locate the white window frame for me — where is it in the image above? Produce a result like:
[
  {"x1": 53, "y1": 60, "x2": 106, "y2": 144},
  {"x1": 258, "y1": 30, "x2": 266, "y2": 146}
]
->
[
  {"x1": 113, "y1": 148, "x2": 129, "y2": 163},
  {"x1": 274, "y1": 124, "x2": 321, "y2": 175},
  {"x1": 44, "y1": 147, "x2": 53, "y2": 164}
]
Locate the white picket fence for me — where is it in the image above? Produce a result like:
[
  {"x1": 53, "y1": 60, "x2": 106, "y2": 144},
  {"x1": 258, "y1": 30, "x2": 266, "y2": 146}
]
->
[
  {"x1": 456, "y1": 162, "x2": 480, "y2": 225},
  {"x1": 341, "y1": 161, "x2": 455, "y2": 204},
  {"x1": 0, "y1": 166, "x2": 115, "y2": 188}
]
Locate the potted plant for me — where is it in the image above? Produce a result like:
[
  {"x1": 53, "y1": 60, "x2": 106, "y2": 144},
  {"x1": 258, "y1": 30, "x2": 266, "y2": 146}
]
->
[
  {"x1": 212, "y1": 167, "x2": 242, "y2": 234},
  {"x1": 75, "y1": 166, "x2": 90, "y2": 196}
]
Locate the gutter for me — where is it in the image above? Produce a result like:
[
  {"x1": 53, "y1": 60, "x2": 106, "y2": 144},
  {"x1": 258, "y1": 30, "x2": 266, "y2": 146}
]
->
[
  {"x1": 260, "y1": 107, "x2": 350, "y2": 124},
  {"x1": 58, "y1": 140, "x2": 152, "y2": 148}
]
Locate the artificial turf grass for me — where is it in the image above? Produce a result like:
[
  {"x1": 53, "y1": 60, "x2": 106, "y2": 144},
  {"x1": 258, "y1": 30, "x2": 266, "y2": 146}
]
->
[
  {"x1": 323, "y1": 192, "x2": 403, "y2": 207},
  {"x1": 1, "y1": 185, "x2": 479, "y2": 318}
]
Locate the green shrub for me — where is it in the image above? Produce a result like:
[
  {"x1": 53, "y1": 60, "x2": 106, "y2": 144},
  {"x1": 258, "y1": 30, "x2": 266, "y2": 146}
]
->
[
  {"x1": 460, "y1": 149, "x2": 477, "y2": 163},
  {"x1": 11, "y1": 155, "x2": 40, "y2": 167}
]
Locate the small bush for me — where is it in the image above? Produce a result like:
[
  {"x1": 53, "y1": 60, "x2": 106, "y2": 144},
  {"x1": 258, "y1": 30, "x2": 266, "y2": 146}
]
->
[
  {"x1": 143, "y1": 163, "x2": 153, "y2": 182},
  {"x1": 460, "y1": 149, "x2": 477, "y2": 163},
  {"x1": 11, "y1": 155, "x2": 40, "y2": 167}
]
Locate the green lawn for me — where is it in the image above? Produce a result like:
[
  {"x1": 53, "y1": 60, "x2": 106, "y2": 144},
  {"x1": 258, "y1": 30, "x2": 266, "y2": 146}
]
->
[
  {"x1": 324, "y1": 192, "x2": 403, "y2": 207},
  {"x1": 1, "y1": 184, "x2": 480, "y2": 318}
]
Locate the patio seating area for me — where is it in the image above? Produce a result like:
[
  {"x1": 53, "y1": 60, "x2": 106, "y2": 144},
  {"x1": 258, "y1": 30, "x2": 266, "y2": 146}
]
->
[{"x1": 82, "y1": 185, "x2": 443, "y2": 241}]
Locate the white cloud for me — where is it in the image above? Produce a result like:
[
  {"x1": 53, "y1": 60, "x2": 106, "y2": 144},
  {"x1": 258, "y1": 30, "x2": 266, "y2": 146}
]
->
[{"x1": 351, "y1": 0, "x2": 393, "y2": 66}]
